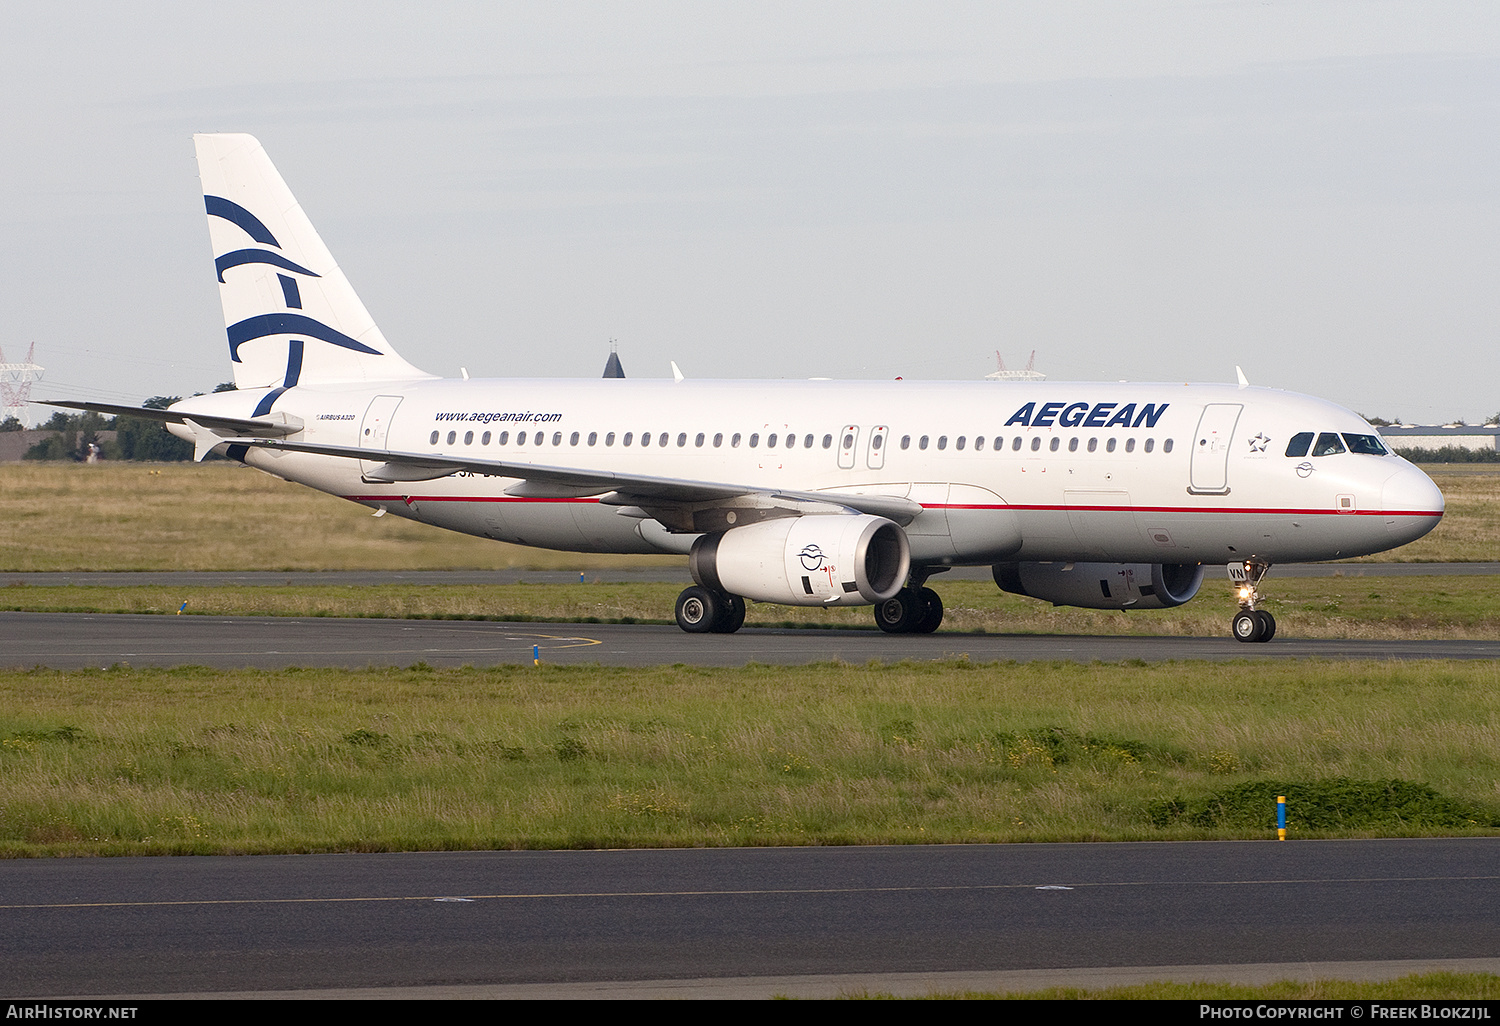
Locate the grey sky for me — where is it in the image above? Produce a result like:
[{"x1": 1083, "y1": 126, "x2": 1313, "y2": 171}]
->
[{"x1": 3, "y1": 1, "x2": 1498, "y2": 424}]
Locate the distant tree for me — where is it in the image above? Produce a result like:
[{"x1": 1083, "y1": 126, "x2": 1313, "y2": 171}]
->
[
  {"x1": 1393, "y1": 445, "x2": 1500, "y2": 464},
  {"x1": 0, "y1": 416, "x2": 23, "y2": 432},
  {"x1": 212, "y1": 381, "x2": 238, "y2": 392},
  {"x1": 116, "y1": 404, "x2": 193, "y2": 461}
]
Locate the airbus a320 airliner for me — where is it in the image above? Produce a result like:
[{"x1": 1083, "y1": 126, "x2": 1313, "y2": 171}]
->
[{"x1": 51, "y1": 134, "x2": 1445, "y2": 641}]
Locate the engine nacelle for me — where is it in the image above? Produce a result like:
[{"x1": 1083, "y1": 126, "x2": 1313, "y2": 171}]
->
[
  {"x1": 993, "y1": 561, "x2": 1204, "y2": 610},
  {"x1": 690, "y1": 515, "x2": 910, "y2": 607}
]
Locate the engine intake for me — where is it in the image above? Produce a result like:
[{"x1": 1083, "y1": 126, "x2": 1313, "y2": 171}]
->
[
  {"x1": 691, "y1": 515, "x2": 910, "y2": 606},
  {"x1": 993, "y1": 561, "x2": 1204, "y2": 610}
]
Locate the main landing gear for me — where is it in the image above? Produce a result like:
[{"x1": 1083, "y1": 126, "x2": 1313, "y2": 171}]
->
[
  {"x1": 871, "y1": 566, "x2": 946, "y2": 635},
  {"x1": 1229, "y1": 560, "x2": 1276, "y2": 643},
  {"x1": 872, "y1": 586, "x2": 943, "y2": 634},
  {"x1": 674, "y1": 585, "x2": 746, "y2": 634}
]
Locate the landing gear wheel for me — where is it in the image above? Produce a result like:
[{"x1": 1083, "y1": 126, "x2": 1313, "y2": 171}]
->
[
  {"x1": 1232, "y1": 609, "x2": 1264, "y2": 643},
  {"x1": 675, "y1": 586, "x2": 721, "y2": 634},
  {"x1": 1255, "y1": 609, "x2": 1276, "y2": 642},
  {"x1": 915, "y1": 587, "x2": 944, "y2": 633},
  {"x1": 1228, "y1": 560, "x2": 1277, "y2": 643},
  {"x1": 713, "y1": 594, "x2": 746, "y2": 634},
  {"x1": 874, "y1": 589, "x2": 923, "y2": 633}
]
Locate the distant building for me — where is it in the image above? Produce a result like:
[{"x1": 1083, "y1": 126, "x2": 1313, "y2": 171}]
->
[{"x1": 1379, "y1": 424, "x2": 1500, "y2": 452}]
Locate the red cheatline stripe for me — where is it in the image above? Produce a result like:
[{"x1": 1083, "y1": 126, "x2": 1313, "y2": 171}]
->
[{"x1": 344, "y1": 495, "x2": 1441, "y2": 517}]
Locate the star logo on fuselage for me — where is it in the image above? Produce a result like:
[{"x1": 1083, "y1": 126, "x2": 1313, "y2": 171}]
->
[{"x1": 1248, "y1": 433, "x2": 1269, "y2": 453}]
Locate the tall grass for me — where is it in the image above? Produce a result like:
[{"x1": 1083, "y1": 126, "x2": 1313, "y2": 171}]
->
[{"x1": 2, "y1": 660, "x2": 1496, "y2": 856}]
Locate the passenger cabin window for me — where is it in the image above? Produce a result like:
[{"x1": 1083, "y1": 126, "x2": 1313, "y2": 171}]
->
[
  {"x1": 1163, "y1": 439, "x2": 1174, "y2": 453},
  {"x1": 429, "y1": 431, "x2": 439, "y2": 445},
  {"x1": 1312, "y1": 432, "x2": 1346, "y2": 456},
  {"x1": 498, "y1": 431, "x2": 509, "y2": 445},
  {"x1": 605, "y1": 432, "x2": 615, "y2": 446},
  {"x1": 822, "y1": 434, "x2": 833, "y2": 449},
  {"x1": 481, "y1": 431, "x2": 491, "y2": 445},
  {"x1": 1011, "y1": 437, "x2": 1022, "y2": 451},
  {"x1": 446, "y1": 431, "x2": 457, "y2": 445},
  {"x1": 1030, "y1": 437, "x2": 1041, "y2": 452},
  {"x1": 1285, "y1": 432, "x2": 1313, "y2": 458},
  {"x1": 919, "y1": 436, "x2": 929, "y2": 450},
  {"x1": 588, "y1": 432, "x2": 597, "y2": 446},
  {"x1": 804, "y1": 434, "x2": 814, "y2": 448}
]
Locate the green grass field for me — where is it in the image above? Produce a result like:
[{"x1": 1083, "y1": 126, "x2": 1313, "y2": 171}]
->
[
  {"x1": 0, "y1": 461, "x2": 1492, "y2": 570},
  {"x1": 3, "y1": 660, "x2": 1497, "y2": 857},
  {"x1": 852, "y1": 972, "x2": 1500, "y2": 1000},
  {"x1": 3, "y1": 575, "x2": 1499, "y2": 637}
]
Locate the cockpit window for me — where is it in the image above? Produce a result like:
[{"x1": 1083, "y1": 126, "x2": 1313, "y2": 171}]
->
[
  {"x1": 1342, "y1": 433, "x2": 1388, "y2": 456},
  {"x1": 1285, "y1": 432, "x2": 1313, "y2": 458},
  {"x1": 1312, "y1": 432, "x2": 1346, "y2": 456}
]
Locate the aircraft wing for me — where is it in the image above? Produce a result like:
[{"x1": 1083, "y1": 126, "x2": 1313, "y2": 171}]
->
[{"x1": 217, "y1": 434, "x2": 923, "y2": 529}]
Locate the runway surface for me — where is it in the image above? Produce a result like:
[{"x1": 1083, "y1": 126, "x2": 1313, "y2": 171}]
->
[
  {"x1": 4, "y1": 562, "x2": 1497, "y2": 588},
  {"x1": 5, "y1": 839, "x2": 1499, "y2": 998},
  {"x1": 4, "y1": 611, "x2": 1498, "y2": 668}
]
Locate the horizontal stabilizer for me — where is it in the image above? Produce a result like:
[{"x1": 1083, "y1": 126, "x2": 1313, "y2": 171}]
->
[{"x1": 41, "y1": 400, "x2": 302, "y2": 438}]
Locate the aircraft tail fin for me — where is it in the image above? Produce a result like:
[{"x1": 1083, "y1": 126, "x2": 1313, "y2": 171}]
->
[{"x1": 193, "y1": 134, "x2": 434, "y2": 389}]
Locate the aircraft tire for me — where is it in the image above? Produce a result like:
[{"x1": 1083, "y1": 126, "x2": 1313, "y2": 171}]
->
[
  {"x1": 874, "y1": 589, "x2": 923, "y2": 633},
  {"x1": 1232, "y1": 609, "x2": 1263, "y2": 643},
  {"x1": 675, "y1": 586, "x2": 721, "y2": 634},
  {"x1": 712, "y1": 594, "x2": 746, "y2": 634},
  {"x1": 1255, "y1": 609, "x2": 1276, "y2": 642},
  {"x1": 915, "y1": 587, "x2": 944, "y2": 633}
]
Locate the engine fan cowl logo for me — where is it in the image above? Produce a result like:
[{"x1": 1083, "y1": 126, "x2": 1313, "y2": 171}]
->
[{"x1": 799, "y1": 544, "x2": 828, "y2": 571}]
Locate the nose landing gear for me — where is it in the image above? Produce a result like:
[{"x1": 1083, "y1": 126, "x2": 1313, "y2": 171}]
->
[{"x1": 1228, "y1": 560, "x2": 1277, "y2": 643}]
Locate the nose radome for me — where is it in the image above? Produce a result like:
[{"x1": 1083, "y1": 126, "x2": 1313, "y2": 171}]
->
[{"x1": 1381, "y1": 464, "x2": 1445, "y2": 543}]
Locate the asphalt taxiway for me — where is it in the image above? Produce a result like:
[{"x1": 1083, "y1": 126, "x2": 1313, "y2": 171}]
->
[
  {"x1": 5, "y1": 839, "x2": 1499, "y2": 998},
  {"x1": 3, "y1": 610, "x2": 1498, "y2": 668}
]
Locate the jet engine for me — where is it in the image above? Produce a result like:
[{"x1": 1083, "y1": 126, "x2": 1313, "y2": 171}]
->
[
  {"x1": 690, "y1": 515, "x2": 910, "y2": 607},
  {"x1": 993, "y1": 561, "x2": 1204, "y2": 610}
]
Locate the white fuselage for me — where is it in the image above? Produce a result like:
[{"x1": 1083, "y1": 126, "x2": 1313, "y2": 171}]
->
[{"x1": 173, "y1": 377, "x2": 1445, "y2": 569}]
